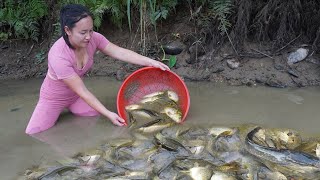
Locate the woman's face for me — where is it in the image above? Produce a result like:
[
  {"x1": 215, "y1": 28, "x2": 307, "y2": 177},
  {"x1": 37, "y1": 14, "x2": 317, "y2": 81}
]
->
[{"x1": 65, "y1": 16, "x2": 93, "y2": 49}]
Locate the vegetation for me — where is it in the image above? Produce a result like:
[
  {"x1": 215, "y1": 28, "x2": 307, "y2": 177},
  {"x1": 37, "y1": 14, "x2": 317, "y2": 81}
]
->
[
  {"x1": 0, "y1": 0, "x2": 48, "y2": 41},
  {"x1": 228, "y1": 0, "x2": 320, "y2": 52},
  {"x1": 161, "y1": 46, "x2": 177, "y2": 68},
  {"x1": 1, "y1": 0, "x2": 319, "y2": 54}
]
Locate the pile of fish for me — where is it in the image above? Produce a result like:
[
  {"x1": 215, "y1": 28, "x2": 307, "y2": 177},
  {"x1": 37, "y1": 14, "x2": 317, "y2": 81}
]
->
[
  {"x1": 125, "y1": 90, "x2": 183, "y2": 128},
  {"x1": 19, "y1": 91, "x2": 320, "y2": 180}
]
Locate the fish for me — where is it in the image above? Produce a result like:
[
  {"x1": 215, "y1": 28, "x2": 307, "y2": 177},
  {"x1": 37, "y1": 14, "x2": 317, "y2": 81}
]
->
[
  {"x1": 144, "y1": 97, "x2": 180, "y2": 112},
  {"x1": 296, "y1": 138, "x2": 320, "y2": 158},
  {"x1": 37, "y1": 165, "x2": 79, "y2": 179},
  {"x1": 258, "y1": 166, "x2": 287, "y2": 180},
  {"x1": 123, "y1": 171, "x2": 152, "y2": 179},
  {"x1": 125, "y1": 90, "x2": 182, "y2": 124},
  {"x1": 245, "y1": 127, "x2": 320, "y2": 179},
  {"x1": 210, "y1": 171, "x2": 237, "y2": 180},
  {"x1": 127, "y1": 111, "x2": 136, "y2": 128},
  {"x1": 143, "y1": 90, "x2": 179, "y2": 103},
  {"x1": 148, "y1": 149, "x2": 176, "y2": 175},
  {"x1": 127, "y1": 109, "x2": 160, "y2": 128},
  {"x1": 155, "y1": 132, "x2": 188, "y2": 152},
  {"x1": 136, "y1": 119, "x2": 176, "y2": 134},
  {"x1": 253, "y1": 127, "x2": 302, "y2": 150},
  {"x1": 214, "y1": 162, "x2": 240, "y2": 172},
  {"x1": 190, "y1": 146, "x2": 205, "y2": 155},
  {"x1": 173, "y1": 158, "x2": 216, "y2": 172},
  {"x1": 125, "y1": 99, "x2": 178, "y2": 114},
  {"x1": 209, "y1": 127, "x2": 242, "y2": 153},
  {"x1": 166, "y1": 90, "x2": 179, "y2": 103},
  {"x1": 182, "y1": 139, "x2": 207, "y2": 155},
  {"x1": 161, "y1": 107, "x2": 182, "y2": 123},
  {"x1": 181, "y1": 165, "x2": 213, "y2": 180},
  {"x1": 208, "y1": 126, "x2": 235, "y2": 137},
  {"x1": 140, "y1": 96, "x2": 162, "y2": 104},
  {"x1": 237, "y1": 155, "x2": 262, "y2": 180},
  {"x1": 317, "y1": 144, "x2": 320, "y2": 158},
  {"x1": 273, "y1": 128, "x2": 302, "y2": 149},
  {"x1": 125, "y1": 104, "x2": 142, "y2": 111},
  {"x1": 108, "y1": 138, "x2": 134, "y2": 149},
  {"x1": 160, "y1": 125, "x2": 191, "y2": 138},
  {"x1": 143, "y1": 91, "x2": 165, "y2": 98},
  {"x1": 130, "y1": 109, "x2": 159, "y2": 121}
]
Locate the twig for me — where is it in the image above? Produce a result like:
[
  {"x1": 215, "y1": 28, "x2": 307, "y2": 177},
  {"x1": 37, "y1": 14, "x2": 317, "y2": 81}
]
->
[
  {"x1": 312, "y1": 26, "x2": 320, "y2": 50},
  {"x1": 190, "y1": 5, "x2": 202, "y2": 20},
  {"x1": 224, "y1": 28, "x2": 238, "y2": 56},
  {"x1": 191, "y1": 39, "x2": 206, "y2": 53},
  {"x1": 130, "y1": 25, "x2": 140, "y2": 49},
  {"x1": 26, "y1": 44, "x2": 34, "y2": 57},
  {"x1": 251, "y1": 48, "x2": 274, "y2": 60},
  {"x1": 220, "y1": 52, "x2": 271, "y2": 62},
  {"x1": 275, "y1": 34, "x2": 301, "y2": 53}
]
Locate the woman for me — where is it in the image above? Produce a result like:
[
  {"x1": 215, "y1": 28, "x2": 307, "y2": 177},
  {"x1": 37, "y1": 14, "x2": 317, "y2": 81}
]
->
[{"x1": 25, "y1": 4, "x2": 169, "y2": 134}]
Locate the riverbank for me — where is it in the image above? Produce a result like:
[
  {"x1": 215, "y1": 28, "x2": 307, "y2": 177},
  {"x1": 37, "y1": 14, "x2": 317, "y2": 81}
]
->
[{"x1": 1, "y1": 14, "x2": 319, "y2": 88}]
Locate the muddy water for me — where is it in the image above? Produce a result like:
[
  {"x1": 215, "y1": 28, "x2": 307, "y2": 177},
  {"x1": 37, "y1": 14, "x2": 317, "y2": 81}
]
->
[{"x1": 1, "y1": 77, "x2": 320, "y2": 179}]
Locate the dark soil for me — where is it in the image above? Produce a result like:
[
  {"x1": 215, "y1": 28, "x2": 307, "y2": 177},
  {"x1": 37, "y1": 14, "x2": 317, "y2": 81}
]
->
[{"x1": 1, "y1": 12, "x2": 320, "y2": 88}]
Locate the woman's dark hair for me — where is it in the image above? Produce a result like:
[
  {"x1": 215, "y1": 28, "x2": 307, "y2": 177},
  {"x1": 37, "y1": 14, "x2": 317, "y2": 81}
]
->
[{"x1": 59, "y1": 4, "x2": 93, "y2": 49}]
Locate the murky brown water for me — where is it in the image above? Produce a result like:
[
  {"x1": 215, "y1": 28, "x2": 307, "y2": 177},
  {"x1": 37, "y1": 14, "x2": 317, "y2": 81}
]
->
[{"x1": 1, "y1": 77, "x2": 320, "y2": 179}]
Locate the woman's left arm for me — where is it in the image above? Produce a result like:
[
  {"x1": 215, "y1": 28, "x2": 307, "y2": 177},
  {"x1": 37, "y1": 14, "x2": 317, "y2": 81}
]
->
[{"x1": 101, "y1": 42, "x2": 170, "y2": 71}]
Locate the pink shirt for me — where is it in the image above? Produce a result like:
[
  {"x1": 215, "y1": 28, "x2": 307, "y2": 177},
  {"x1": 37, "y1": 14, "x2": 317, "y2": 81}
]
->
[{"x1": 40, "y1": 32, "x2": 109, "y2": 100}]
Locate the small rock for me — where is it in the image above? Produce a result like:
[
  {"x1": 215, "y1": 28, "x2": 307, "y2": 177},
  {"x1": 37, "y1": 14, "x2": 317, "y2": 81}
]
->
[
  {"x1": 1, "y1": 45, "x2": 9, "y2": 49},
  {"x1": 265, "y1": 79, "x2": 287, "y2": 88},
  {"x1": 287, "y1": 69, "x2": 299, "y2": 78},
  {"x1": 255, "y1": 78, "x2": 265, "y2": 84},
  {"x1": 306, "y1": 56, "x2": 320, "y2": 65},
  {"x1": 274, "y1": 64, "x2": 285, "y2": 71},
  {"x1": 162, "y1": 41, "x2": 185, "y2": 55},
  {"x1": 287, "y1": 48, "x2": 309, "y2": 65},
  {"x1": 226, "y1": 59, "x2": 240, "y2": 69},
  {"x1": 212, "y1": 67, "x2": 225, "y2": 73}
]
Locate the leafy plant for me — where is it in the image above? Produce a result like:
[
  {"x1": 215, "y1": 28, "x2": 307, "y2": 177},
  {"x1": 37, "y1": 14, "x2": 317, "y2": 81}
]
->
[
  {"x1": 0, "y1": 32, "x2": 9, "y2": 41},
  {"x1": 126, "y1": 0, "x2": 177, "y2": 31},
  {"x1": 186, "y1": 0, "x2": 233, "y2": 34},
  {"x1": 125, "y1": 0, "x2": 178, "y2": 54},
  {"x1": 209, "y1": 0, "x2": 233, "y2": 34},
  {"x1": 149, "y1": 0, "x2": 177, "y2": 26},
  {"x1": 60, "y1": 0, "x2": 127, "y2": 29},
  {"x1": 0, "y1": 0, "x2": 48, "y2": 41},
  {"x1": 160, "y1": 46, "x2": 177, "y2": 68},
  {"x1": 34, "y1": 50, "x2": 46, "y2": 65}
]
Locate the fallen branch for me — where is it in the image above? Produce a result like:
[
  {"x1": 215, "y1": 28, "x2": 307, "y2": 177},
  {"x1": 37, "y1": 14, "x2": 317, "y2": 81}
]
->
[
  {"x1": 251, "y1": 48, "x2": 274, "y2": 59},
  {"x1": 224, "y1": 28, "x2": 238, "y2": 56},
  {"x1": 312, "y1": 26, "x2": 320, "y2": 51},
  {"x1": 26, "y1": 44, "x2": 34, "y2": 57},
  {"x1": 220, "y1": 52, "x2": 268, "y2": 62},
  {"x1": 275, "y1": 34, "x2": 301, "y2": 53}
]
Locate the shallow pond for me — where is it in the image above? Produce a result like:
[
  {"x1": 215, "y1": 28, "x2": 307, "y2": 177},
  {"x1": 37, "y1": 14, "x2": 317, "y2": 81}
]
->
[{"x1": 1, "y1": 77, "x2": 319, "y2": 179}]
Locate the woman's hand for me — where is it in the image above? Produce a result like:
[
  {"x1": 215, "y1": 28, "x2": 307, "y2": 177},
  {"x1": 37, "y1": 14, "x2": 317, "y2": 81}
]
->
[
  {"x1": 107, "y1": 111, "x2": 127, "y2": 126},
  {"x1": 148, "y1": 59, "x2": 170, "y2": 71}
]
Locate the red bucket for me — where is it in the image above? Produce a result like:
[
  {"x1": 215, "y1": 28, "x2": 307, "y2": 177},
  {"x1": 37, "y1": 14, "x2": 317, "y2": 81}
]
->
[{"x1": 117, "y1": 67, "x2": 190, "y2": 124}]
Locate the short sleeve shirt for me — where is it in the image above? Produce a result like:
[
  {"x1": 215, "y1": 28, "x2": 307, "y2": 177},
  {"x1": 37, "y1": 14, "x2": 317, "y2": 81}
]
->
[{"x1": 47, "y1": 32, "x2": 109, "y2": 80}]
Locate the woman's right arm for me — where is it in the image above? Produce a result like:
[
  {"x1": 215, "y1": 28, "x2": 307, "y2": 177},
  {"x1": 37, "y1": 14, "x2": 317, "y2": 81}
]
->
[{"x1": 62, "y1": 75, "x2": 126, "y2": 126}]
